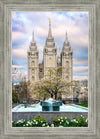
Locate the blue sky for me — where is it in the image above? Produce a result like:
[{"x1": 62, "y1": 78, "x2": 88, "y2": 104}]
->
[{"x1": 12, "y1": 12, "x2": 88, "y2": 83}]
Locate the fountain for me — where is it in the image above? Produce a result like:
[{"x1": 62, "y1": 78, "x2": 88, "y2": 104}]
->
[{"x1": 40, "y1": 98, "x2": 62, "y2": 111}]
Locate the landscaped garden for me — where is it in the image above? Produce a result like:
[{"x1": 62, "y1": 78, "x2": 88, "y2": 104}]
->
[{"x1": 12, "y1": 115, "x2": 88, "y2": 127}]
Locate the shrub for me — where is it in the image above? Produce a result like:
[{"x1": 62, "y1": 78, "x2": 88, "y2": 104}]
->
[
  {"x1": 52, "y1": 116, "x2": 71, "y2": 127},
  {"x1": 71, "y1": 115, "x2": 88, "y2": 127},
  {"x1": 12, "y1": 115, "x2": 88, "y2": 127},
  {"x1": 52, "y1": 116, "x2": 88, "y2": 127},
  {"x1": 32, "y1": 115, "x2": 48, "y2": 127},
  {"x1": 12, "y1": 115, "x2": 49, "y2": 127}
]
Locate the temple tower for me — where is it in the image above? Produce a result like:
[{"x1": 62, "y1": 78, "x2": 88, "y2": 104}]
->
[
  {"x1": 27, "y1": 32, "x2": 39, "y2": 82},
  {"x1": 61, "y1": 32, "x2": 73, "y2": 82},
  {"x1": 43, "y1": 19, "x2": 57, "y2": 75}
]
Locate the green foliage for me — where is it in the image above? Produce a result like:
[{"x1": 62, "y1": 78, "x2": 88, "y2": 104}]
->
[
  {"x1": 12, "y1": 89, "x2": 18, "y2": 103},
  {"x1": 52, "y1": 116, "x2": 72, "y2": 127},
  {"x1": 76, "y1": 103, "x2": 88, "y2": 108},
  {"x1": 71, "y1": 116, "x2": 88, "y2": 127},
  {"x1": 12, "y1": 115, "x2": 88, "y2": 127},
  {"x1": 52, "y1": 115, "x2": 88, "y2": 127},
  {"x1": 32, "y1": 115, "x2": 47, "y2": 123},
  {"x1": 12, "y1": 115, "x2": 49, "y2": 127}
]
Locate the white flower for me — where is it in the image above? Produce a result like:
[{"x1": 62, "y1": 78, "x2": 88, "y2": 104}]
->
[
  {"x1": 58, "y1": 119, "x2": 60, "y2": 121},
  {"x1": 51, "y1": 124, "x2": 54, "y2": 127},
  {"x1": 61, "y1": 117, "x2": 63, "y2": 119},
  {"x1": 47, "y1": 125, "x2": 49, "y2": 127},
  {"x1": 36, "y1": 122, "x2": 38, "y2": 125},
  {"x1": 81, "y1": 115, "x2": 83, "y2": 117},
  {"x1": 59, "y1": 126, "x2": 63, "y2": 127},
  {"x1": 66, "y1": 121, "x2": 69, "y2": 124},
  {"x1": 34, "y1": 120, "x2": 36, "y2": 122},
  {"x1": 60, "y1": 122, "x2": 61, "y2": 124},
  {"x1": 73, "y1": 119, "x2": 76, "y2": 122},
  {"x1": 61, "y1": 120, "x2": 63, "y2": 122},
  {"x1": 86, "y1": 119, "x2": 88, "y2": 122},
  {"x1": 41, "y1": 121, "x2": 43, "y2": 123},
  {"x1": 42, "y1": 123, "x2": 45, "y2": 127}
]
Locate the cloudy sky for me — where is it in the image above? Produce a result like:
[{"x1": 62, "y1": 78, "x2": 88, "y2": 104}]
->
[{"x1": 12, "y1": 12, "x2": 88, "y2": 83}]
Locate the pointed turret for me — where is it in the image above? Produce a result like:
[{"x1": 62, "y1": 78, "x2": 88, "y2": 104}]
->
[
  {"x1": 44, "y1": 19, "x2": 55, "y2": 48},
  {"x1": 32, "y1": 31, "x2": 35, "y2": 42},
  {"x1": 64, "y1": 31, "x2": 70, "y2": 46},
  {"x1": 65, "y1": 32, "x2": 68, "y2": 44},
  {"x1": 62, "y1": 32, "x2": 71, "y2": 53},
  {"x1": 29, "y1": 31, "x2": 37, "y2": 51}
]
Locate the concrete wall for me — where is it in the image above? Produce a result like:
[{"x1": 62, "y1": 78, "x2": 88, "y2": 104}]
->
[{"x1": 12, "y1": 112, "x2": 88, "y2": 123}]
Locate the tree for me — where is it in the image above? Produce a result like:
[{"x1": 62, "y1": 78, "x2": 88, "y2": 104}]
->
[
  {"x1": 28, "y1": 67, "x2": 76, "y2": 100},
  {"x1": 18, "y1": 79, "x2": 27, "y2": 102},
  {"x1": 12, "y1": 89, "x2": 18, "y2": 103}
]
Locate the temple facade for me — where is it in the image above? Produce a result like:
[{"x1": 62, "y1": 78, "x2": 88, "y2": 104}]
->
[{"x1": 27, "y1": 20, "x2": 73, "y2": 85}]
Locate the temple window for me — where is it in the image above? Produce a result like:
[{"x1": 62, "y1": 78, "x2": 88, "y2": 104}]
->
[
  {"x1": 49, "y1": 58, "x2": 52, "y2": 67},
  {"x1": 32, "y1": 61, "x2": 34, "y2": 67},
  {"x1": 32, "y1": 69, "x2": 34, "y2": 74}
]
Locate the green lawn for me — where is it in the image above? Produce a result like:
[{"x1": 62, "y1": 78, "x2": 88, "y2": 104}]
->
[{"x1": 76, "y1": 103, "x2": 88, "y2": 108}]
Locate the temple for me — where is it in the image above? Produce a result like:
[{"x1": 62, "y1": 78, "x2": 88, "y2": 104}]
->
[{"x1": 27, "y1": 20, "x2": 73, "y2": 99}]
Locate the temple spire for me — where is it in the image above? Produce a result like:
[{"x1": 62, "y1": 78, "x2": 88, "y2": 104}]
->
[
  {"x1": 32, "y1": 31, "x2": 34, "y2": 42},
  {"x1": 65, "y1": 32, "x2": 68, "y2": 43},
  {"x1": 48, "y1": 19, "x2": 52, "y2": 39}
]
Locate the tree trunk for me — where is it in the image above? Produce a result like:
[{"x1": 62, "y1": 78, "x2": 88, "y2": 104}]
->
[
  {"x1": 55, "y1": 93, "x2": 57, "y2": 100},
  {"x1": 51, "y1": 94, "x2": 53, "y2": 98}
]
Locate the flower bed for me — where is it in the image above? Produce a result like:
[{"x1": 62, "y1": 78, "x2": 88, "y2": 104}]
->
[{"x1": 12, "y1": 115, "x2": 88, "y2": 127}]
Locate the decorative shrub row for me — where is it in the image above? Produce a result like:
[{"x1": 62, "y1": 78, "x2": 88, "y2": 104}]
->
[{"x1": 12, "y1": 115, "x2": 88, "y2": 127}]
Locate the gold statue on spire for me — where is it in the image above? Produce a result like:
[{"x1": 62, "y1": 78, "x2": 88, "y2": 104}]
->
[{"x1": 49, "y1": 19, "x2": 51, "y2": 23}]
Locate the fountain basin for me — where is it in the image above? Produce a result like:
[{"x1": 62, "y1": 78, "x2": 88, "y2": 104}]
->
[{"x1": 40, "y1": 98, "x2": 62, "y2": 111}]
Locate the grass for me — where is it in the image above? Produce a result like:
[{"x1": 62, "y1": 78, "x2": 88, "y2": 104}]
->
[{"x1": 76, "y1": 103, "x2": 88, "y2": 108}]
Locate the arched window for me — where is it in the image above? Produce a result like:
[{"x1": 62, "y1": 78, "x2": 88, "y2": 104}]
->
[
  {"x1": 32, "y1": 61, "x2": 34, "y2": 67},
  {"x1": 32, "y1": 69, "x2": 34, "y2": 74},
  {"x1": 49, "y1": 58, "x2": 52, "y2": 67}
]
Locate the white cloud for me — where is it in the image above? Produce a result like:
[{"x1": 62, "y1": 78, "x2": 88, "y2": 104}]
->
[
  {"x1": 73, "y1": 75, "x2": 88, "y2": 80},
  {"x1": 12, "y1": 70, "x2": 27, "y2": 81},
  {"x1": 12, "y1": 12, "x2": 88, "y2": 48},
  {"x1": 12, "y1": 65, "x2": 24, "y2": 69},
  {"x1": 73, "y1": 59, "x2": 88, "y2": 65},
  {"x1": 73, "y1": 66, "x2": 88, "y2": 72},
  {"x1": 12, "y1": 31, "x2": 26, "y2": 42},
  {"x1": 12, "y1": 48, "x2": 27, "y2": 59}
]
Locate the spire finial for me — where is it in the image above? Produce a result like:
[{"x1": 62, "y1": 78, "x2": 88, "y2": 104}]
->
[
  {"x1": 48, "y1": 19, "x2": 52, "y2": 38},
  {"x1": 49, "y1": 19, "x2": 51, "y2": 24}
]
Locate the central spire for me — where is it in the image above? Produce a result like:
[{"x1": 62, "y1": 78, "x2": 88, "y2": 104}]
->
[
  {"x1": 65, "y1": 32, "x2": 68, "y2": 43},
  {"x1": 48, "y1": 19, "x2": 52, "y2": 39}
]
